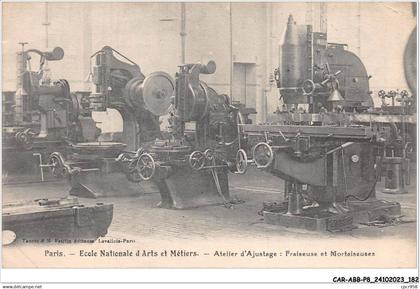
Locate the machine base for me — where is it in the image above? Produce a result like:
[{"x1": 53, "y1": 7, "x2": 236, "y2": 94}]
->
[
  {"x1": 69, "y1": 171, "x2": 157, "y2": 198},
  {"x1": 381, "y1": 156, "x2": 409, "y2": 195},
  {"x1": 3, "y1": 197, "x2": 113, "y2": 245},
  {"x1": 155, "y1": 168, "x2": 230, "y2": 209},
  {"x1": 263, "y1": 199, "x2": 401, "y2": 232}
]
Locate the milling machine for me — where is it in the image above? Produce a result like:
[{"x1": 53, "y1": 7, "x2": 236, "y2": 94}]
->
[
  {"x1": 119, "y1": 61, "x2": 242, "y2": 209},
  {"x1": 2, "y1": 44, "x2": 113, "y2": 244},
  {"x1": 2, "y1": 44, "x2": 99, "y2": 184},
  {"x1": 235, "y1": 15, "x2": 413, "y2": 231},
  {"x1": 43, "y1": 46, "x2": 174, "y2": 198},
  {"x1": 89, "y1": 46, "x2": 173, "y2": 149}
]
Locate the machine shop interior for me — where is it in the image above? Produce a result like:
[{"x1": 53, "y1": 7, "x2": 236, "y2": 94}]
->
[{"x1": 2, "y1": 2, "x2": 417, "y2": 265}]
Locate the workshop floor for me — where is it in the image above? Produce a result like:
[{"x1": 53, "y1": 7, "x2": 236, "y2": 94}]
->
[
  {"x1": 2, "y1": 166, "x2": 417, "y2": 268},
  {"x1": 3, "y1": 166, "x2": 417, "y2": 240}
]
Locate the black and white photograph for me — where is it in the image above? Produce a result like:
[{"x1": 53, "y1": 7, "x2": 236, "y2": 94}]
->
[{"x1": 1, "y1": 1, "x2": 418, "y2": 285}]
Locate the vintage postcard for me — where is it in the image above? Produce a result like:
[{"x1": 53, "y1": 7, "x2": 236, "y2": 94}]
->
[{"x1": 1, "y1": 1, "x2": 417, "y2": 273}]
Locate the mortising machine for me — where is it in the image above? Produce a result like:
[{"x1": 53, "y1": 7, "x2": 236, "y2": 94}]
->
[{"x1": 41, "y1": 46, "x2": 175, "y2": 198}]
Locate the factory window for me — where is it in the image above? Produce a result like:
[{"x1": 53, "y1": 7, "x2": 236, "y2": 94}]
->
[{"x1": 232, "y1": 62, "x2": 257, "y2": 123}]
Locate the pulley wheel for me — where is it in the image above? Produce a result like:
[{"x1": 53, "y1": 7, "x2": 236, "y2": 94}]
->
[
  {"x1": 125, "y1": 77, "x2": 145, "y2": 109},
  {"x1": 142, "y1": 72, "x2": 174, "y2": 116},
  {"x1": 68, "y1": 93, "x2": 80, "y2": 122}
]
